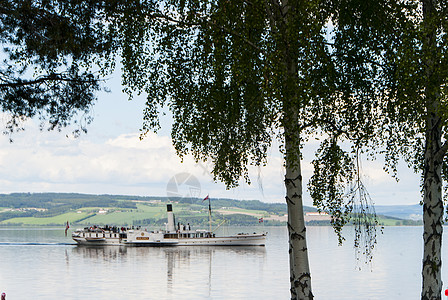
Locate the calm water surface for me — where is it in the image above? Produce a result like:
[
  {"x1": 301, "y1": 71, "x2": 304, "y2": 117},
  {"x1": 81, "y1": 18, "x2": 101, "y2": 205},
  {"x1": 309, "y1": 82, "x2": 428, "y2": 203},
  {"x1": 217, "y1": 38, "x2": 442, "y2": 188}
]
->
[{"x1": 0, "y1": 226, "x2": 446, "y2": 299}]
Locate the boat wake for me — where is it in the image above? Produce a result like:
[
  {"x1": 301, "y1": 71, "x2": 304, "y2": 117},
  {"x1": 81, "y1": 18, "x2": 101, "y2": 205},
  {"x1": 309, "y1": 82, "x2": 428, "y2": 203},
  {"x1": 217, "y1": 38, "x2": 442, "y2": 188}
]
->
[{"x1": 0, "y1": 242, "x2": 76, "y2": 246}]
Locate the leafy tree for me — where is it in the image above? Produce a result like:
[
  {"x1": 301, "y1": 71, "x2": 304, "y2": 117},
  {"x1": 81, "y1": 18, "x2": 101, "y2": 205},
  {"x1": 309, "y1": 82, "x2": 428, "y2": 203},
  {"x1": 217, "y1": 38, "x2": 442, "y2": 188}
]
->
[
  {"x1": 119, "y1": 1, "x2": 375, "y2": 299},
  {"x1": 0, "y1": 0, "x2": 118, "y2": 136},
  {"x1": 321, "y1": 0, "x2": 448, "y2": 298},
  {"x1": 385, "y1": 1, "x2": 448, "y2": 297},
  {"x1": 120, "y1": 1, "x2": 334, "y2": 298},
  {"x1": 308, "y1": 0, "x2": 402, "y2": 262}
]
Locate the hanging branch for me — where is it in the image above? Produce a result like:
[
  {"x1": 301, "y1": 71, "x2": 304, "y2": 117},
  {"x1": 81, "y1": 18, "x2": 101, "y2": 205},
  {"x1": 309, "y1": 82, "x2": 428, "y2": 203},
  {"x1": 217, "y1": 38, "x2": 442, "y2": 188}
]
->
[
  {"x1": 309, "y1": 137, "x2": 380, "y2": 264},
  {"x1": 348, "y1": 148, "x2": 380, "y2": 264}
]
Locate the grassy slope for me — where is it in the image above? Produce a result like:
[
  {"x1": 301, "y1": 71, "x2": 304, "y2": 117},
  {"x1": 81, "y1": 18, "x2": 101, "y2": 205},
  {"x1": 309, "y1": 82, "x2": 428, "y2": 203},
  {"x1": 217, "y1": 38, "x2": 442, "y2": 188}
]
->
[
  {"x1": 1, "y1": 212, "x2": 90, "y2": 225},
  {"x1": 82, "y1": 205, "x2": 165, "y2": 225},
  {"x1": 1, "y1": 206, "x2": 412, "y2": 226},
  {"x1": 0, "y1": 204, "x2": 211, "y2": 226},
  {"x1": 0, "y1": 192, "x2": 420, "y2": 226}
]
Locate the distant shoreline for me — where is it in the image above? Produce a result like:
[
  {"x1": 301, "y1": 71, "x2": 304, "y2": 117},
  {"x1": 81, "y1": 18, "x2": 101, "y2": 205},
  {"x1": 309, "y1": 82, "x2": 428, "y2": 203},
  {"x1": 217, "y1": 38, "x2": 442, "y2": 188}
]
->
[{"x1": 0, "y1": 192, "x2": 423, "y2": 227}]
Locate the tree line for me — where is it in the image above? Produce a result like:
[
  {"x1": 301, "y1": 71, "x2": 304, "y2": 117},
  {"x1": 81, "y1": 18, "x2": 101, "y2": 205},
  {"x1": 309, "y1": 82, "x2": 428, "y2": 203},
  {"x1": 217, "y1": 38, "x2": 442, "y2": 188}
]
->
[
  {"x1": 0, "y1": 193, "x2": 138, "y2": 210},
  {"x1": 0, "y1": 192, "x2": 289, "y2": 214}
]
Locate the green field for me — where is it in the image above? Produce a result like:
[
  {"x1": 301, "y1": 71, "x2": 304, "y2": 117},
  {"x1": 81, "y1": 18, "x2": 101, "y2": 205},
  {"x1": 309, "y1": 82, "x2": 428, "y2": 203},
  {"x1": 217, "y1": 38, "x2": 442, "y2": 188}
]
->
[
  {"x1": 0, "y1": 204, "x2": 212, "y2": 226},
  {"x1": 81, "y1": 204, "x2": 166, "y2": 225},
  {"x1": 1, "y1": 211, "x2": 90, "y2": 225}
]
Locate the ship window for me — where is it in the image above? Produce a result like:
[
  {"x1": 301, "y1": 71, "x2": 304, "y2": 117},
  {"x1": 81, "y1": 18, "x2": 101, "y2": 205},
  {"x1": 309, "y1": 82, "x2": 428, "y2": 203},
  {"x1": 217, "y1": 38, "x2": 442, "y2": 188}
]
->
[{"x1": 165, "y1": 233, "x2": 178, "y2": 239}]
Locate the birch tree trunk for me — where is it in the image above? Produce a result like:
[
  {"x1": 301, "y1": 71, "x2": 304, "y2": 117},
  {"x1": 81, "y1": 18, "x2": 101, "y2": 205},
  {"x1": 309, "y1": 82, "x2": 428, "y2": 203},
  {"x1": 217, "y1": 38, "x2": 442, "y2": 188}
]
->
[
  {"x1": 266, "y1": 0, "x2": 316, "y2": 298},
  {"x1": 422, "y1": 125, "x2": 444, "y2": 299},
  {"x1": 284, "y1": 105, "x2": 313, "y2": 300},
  {"x1": 421, "y1": 0, "x2": 444, "y2": 298}
]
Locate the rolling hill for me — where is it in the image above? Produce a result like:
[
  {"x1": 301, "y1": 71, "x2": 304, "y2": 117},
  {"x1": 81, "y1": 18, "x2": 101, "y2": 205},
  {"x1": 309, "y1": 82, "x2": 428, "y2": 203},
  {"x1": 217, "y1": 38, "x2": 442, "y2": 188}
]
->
[{"x1": 0, "y1": 192, "x2": 423, "y2": 226}]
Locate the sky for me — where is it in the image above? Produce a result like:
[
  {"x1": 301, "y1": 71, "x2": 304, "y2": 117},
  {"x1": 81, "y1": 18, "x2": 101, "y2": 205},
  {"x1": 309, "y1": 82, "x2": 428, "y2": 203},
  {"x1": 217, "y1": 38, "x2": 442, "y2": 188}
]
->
[{"x1": 0, "y1": 70, "x2": 422, "y2": 206}]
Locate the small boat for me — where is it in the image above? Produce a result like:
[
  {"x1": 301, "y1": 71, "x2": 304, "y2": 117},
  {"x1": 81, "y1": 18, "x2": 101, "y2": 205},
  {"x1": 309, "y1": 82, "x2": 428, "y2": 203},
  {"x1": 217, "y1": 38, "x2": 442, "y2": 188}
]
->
[{"x1": 72, "y1": 204, "x2": 266, "y2": 246}]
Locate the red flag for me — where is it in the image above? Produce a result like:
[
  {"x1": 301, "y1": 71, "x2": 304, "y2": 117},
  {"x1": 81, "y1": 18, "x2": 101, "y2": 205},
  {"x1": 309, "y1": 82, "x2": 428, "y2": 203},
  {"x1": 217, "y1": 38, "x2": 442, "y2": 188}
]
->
[{"x1": 202, "y1": 195, "x2": 209, "y2": 202}]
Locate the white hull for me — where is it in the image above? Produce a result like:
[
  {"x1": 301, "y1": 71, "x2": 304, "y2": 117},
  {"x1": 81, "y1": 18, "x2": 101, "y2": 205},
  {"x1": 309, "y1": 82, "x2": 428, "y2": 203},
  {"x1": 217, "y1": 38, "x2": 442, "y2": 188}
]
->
[
  {"x1": 125, "y1": 233, "x2": 266, "y2": 247},
  {"x1": 176, "y1": 235, "x2": 266, "y2": 246},
  {"x1": 72, "y1": 229, "x2": 122, "y2": 246},
  {"x1": 73, "y1": 238, "x2": 121, "y2": 246}
]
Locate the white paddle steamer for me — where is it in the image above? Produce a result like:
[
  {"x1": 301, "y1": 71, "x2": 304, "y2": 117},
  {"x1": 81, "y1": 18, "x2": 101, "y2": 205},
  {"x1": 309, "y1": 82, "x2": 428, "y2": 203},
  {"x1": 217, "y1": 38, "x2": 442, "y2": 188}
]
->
[{"x1": 72, "y1": 204, "x2": 266, "y2": 246}]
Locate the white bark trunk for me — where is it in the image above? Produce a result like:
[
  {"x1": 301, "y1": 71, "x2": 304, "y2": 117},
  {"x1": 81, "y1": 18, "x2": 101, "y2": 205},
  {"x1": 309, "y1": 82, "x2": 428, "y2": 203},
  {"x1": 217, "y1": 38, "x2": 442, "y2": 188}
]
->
[
  {"x1": 270, "y1": 1, "x2": 313, "y2": 297},
  {"x1": 421, "y1": 1, "x2": 444, "y2": 298},
  {"x1": 284, "y1": 107, "x2": 313, "y2": 300},
  {"x1": 421, "y1": 162, "x2": 443, "y2": 300},
  {"x1": 421, "y1": 83, "x2": 444, "y2": 300}
]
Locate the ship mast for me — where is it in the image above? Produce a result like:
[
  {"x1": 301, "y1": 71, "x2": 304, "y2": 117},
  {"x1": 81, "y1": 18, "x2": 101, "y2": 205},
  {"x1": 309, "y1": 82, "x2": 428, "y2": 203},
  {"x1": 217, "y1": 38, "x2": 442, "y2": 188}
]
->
[
  {"x1": 204, "y1": 195, "x2": 211, "y2": 233},
  {"x1": 208, "y1": 197, "x2": 212, "y2": 233}
]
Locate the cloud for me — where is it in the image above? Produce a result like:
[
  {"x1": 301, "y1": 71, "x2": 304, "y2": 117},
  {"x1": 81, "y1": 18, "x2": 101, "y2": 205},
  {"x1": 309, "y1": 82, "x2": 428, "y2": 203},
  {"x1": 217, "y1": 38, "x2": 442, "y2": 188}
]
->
[
  {"x1": 0, "y1": 116, "x2": 422, "y2": 205},
  {"x1": 0, "y1": 122, "x2": 275, "y2": 201}
]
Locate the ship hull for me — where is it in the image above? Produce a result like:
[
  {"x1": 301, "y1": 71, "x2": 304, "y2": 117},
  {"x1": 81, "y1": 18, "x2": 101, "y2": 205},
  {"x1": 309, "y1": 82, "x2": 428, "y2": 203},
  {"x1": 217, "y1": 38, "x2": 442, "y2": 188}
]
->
[
  {"x1": 73, "y1": 230, "x2": 266, "y2": 247},
  {"x1": 124, "y1": 233, "x2": 266, "y2": 247}
]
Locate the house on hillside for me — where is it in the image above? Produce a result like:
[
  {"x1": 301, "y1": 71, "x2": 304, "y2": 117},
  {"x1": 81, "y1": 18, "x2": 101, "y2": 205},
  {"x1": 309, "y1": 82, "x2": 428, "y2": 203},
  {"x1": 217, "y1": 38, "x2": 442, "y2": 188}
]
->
[{"x1": 304, "y1": 212, "x2": 331, "y2": 222}]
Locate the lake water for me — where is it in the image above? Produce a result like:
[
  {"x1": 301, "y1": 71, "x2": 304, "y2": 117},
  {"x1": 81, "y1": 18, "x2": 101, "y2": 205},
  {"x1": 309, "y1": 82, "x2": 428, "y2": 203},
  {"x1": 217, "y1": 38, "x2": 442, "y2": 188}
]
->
[{"x1": 0, "y1": 226, "x2": 446, "y2": 299}]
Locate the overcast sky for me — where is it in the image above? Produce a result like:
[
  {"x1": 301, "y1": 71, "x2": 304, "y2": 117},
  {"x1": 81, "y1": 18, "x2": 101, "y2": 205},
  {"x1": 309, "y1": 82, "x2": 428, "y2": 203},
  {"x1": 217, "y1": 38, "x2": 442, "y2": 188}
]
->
[{"x1": 0, "y1": 71, "x2": 422, "y2": 206}]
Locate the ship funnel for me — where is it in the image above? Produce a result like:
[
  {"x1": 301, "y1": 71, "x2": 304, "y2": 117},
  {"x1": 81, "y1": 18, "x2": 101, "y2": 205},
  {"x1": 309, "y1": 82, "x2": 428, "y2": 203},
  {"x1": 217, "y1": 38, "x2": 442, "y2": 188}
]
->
[{"x1": 166, "y1": 204, "x2": 175, "y2": 232}]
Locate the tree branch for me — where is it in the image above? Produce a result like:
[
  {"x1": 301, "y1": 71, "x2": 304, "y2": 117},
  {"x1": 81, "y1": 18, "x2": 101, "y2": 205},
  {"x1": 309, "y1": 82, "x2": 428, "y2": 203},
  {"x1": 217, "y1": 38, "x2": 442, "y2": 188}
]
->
[
  {"x1": 330, "y1": 52, "x2": 388, "y2": 69},
  {"x1": 435, "y1": 139, "x2": 448, "y2": 163},
  {"x1": 211, "y1": 21, "x2": 266, "y2": 55},
  {"x1": 299, "y1": 118, "x2": 353, "y2": 140},
  {"x1": 0, "y1": 74, "x2": 98, "y2": 89},
  {"x1": 150, "y1": 11, "x2": 266, "y2": 55},
  {"x1": 263, "y1": 0, "x2": 277, "y2": 30}
]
